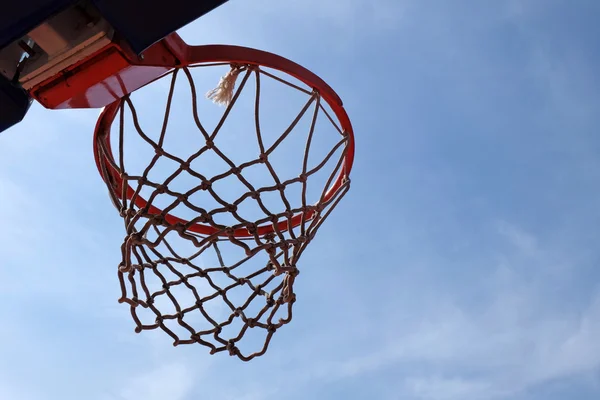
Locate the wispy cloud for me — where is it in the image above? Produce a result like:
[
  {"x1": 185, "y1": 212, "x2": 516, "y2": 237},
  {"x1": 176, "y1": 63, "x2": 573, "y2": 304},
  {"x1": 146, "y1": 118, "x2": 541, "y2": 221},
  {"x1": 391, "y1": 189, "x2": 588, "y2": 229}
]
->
[
  {"x1": 257, "y1": 213, "x2": 600, "y2": 399},
  {"x1": 118, "y1": 364, "x2": 195, "y2": 400},
  {"x1": 496, "y1": 220, "x2": 538, "y2": 256},
  {"x1": 1, "y1": 1, "x2": 599, "y2": 400},
  {"x1": 283, "y1": 287, "x2": 600, "y2": 399},
  {"x1": 404, "y1": 376, "x2": 498, "y2": 400}
]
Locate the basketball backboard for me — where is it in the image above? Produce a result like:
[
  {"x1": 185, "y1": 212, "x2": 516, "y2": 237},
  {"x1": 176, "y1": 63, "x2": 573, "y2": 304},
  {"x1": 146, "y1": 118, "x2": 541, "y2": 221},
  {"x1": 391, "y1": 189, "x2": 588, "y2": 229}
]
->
[{"x1": 0, "y1": 0, "x2": 228, "y2": 133}]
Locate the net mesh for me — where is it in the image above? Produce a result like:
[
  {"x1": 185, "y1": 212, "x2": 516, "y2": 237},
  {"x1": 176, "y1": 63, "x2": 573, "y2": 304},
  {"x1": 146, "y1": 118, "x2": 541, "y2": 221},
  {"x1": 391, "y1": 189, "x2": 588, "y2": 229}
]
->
[{"x1": 94, "y1": 64, "x2": 351, "y2": 361}]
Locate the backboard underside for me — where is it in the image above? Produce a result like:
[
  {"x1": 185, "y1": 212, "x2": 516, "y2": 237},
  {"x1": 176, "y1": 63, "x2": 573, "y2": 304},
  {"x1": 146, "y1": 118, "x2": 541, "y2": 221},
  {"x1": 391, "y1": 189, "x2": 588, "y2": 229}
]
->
[{"x1": 0, "y1": 0, "x2": 228, "y2": 133}]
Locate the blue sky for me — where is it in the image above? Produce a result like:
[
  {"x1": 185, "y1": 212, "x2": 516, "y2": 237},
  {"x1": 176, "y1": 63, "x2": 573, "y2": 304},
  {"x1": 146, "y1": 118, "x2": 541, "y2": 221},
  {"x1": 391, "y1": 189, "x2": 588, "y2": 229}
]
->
[{"x1": 1, "y1": 0, "x2": 600, "y2": 399}]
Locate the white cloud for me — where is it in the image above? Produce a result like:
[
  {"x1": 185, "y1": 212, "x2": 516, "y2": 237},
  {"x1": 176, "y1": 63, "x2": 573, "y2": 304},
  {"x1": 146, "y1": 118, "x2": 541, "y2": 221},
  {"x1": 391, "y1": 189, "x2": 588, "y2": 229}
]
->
[
  {"x1": 1, "y1": 2, "x2": 599, "y2": 400},
  {"x1": 118, "y1": 364, "x2": 194, "y2": 400},
  {"x1": 300, "y1": 285, "x2": 600, "y2": 399},
  {"x1": 405, "y1": 376, "x2": 498, "y2": 400},
  {"x1": 0, "y1": 379, "x2": 37, "y2": 400},
  {"x1": 275, "y1": 215, "x2": 600, "y2": 400},
  {"x1": 526, "y1": 295, "x2": 600, "y2": 383},
  {"x1": 496, "y1": 220, "x2": 538, "y2": 256}
]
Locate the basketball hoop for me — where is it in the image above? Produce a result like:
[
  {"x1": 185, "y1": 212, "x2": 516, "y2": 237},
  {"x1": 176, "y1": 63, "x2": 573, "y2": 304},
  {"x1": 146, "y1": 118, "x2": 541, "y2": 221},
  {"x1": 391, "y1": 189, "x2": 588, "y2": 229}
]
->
[{"x1": 93, "y1": 40, "x2": 354, "y2": 360}]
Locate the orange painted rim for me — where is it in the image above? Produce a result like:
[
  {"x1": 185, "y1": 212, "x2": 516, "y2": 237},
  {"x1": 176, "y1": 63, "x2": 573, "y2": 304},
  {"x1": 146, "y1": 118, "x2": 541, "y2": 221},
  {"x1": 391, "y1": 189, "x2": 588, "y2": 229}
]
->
[{"x1": 93, "y1": 40, "x2": 354, "y2": 238}]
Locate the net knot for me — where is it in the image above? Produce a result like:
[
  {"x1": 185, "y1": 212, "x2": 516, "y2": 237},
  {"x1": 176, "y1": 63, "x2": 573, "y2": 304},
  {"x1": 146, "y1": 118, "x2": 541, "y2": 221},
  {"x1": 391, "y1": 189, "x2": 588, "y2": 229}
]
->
[
  {"x1": 265, "y1": 244, "x2": 277, "y2": 255},
  {"x1": 264, "y1": 233, "x2": 276, "y2": 242},
  {"x1": 296, "y1": 236, "x2": 308, "y2": 244},
  {"x1": 226, "y1": 341, "x2": 239, "y2": 356},
  {"x1": 155, "y1": 184, "x2": 167, "y2": 194},
  {"x1": 200, "y1": 180, "x2": 212, "y2": 190},
  {"x1": 131, "y1": 263, "x2": 144, "y2": 271},
  {"x1": 195, "y1": 269, "x2": 208, "y2": 278},
  {"x1": 180, "y1": 160, "x2": 191, "y2": 170},
  {"x1": 283, "y1": 292, "x2": 297, "y2": 304},
  {"x1": 245, "y1": 222, "x2": 258, "y2": 234},
  {"x1": 173, "y1": 222, "x2": 187, "y2": 233},
  {"x1": 304, "y1": 205, "x2": 317, "y2": 213},
  {"x1": 151, "y1": 214, "x2": 166, "y2": 226},
  {"x1": 265, "y1": 295, "x2": 275, "y2": 307},
  {"x1": 197, "y1": 213, "x2": 212, "y2": 224},
  {"x1": 118, "y1": 262, "x2": 131, "y2": 273},
  {"x1": 129, "y1": 233, "x2": 144, "y2": 245},
  {"x1": 176, "y1": 193, "x2": 189, "y2": 202}
]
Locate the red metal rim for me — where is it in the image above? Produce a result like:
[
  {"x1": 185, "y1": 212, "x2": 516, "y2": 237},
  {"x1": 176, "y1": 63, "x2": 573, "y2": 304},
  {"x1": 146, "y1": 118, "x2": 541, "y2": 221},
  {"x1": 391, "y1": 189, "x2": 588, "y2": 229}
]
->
[{"x1": 93, "y1": 43, "x2": 355, "y2": 238}]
